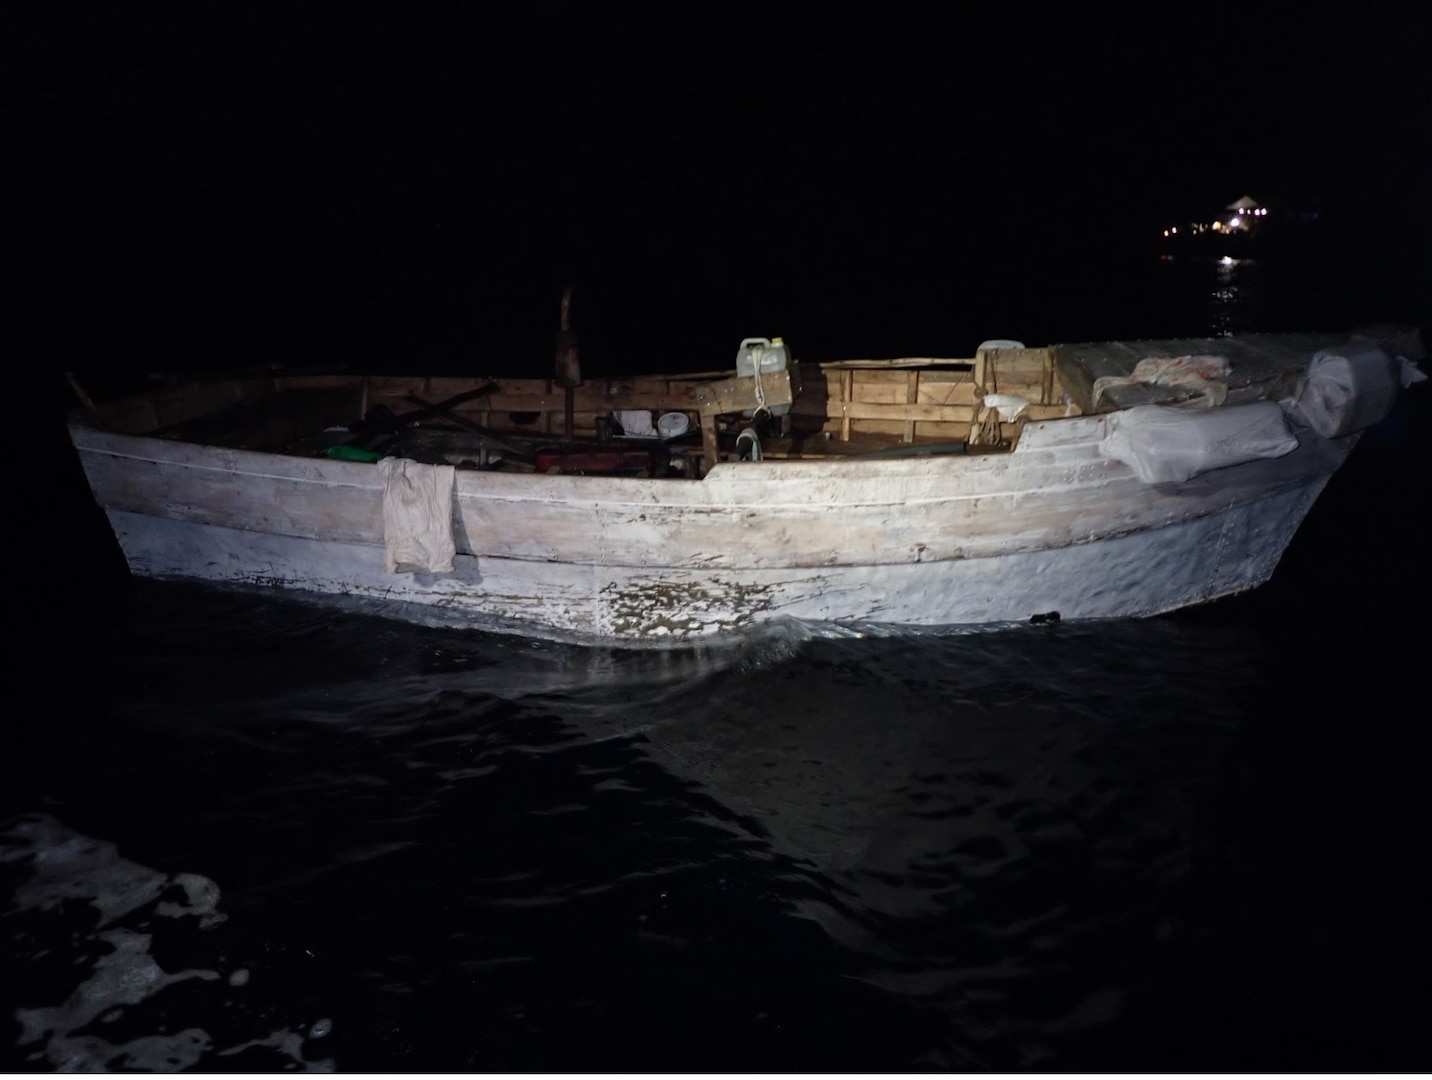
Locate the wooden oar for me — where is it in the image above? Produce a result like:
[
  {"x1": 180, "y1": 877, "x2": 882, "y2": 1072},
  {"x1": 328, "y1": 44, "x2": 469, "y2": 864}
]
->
[
  {"x1": 349, "y1": 382, "x2": 500, "y2": 442},
  {"x1": 65, "y1": 371, "x2": 104, "y2": 427},
  {"x1": 391, "y1": 382, "x2": 500, "y2": 425},
  {"x1": 400, "y1": 395, "x2": 534, "y2": 459}
]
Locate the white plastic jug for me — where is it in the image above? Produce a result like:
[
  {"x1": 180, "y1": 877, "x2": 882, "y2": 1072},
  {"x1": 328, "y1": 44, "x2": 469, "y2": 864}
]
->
[
  {"x1": 735, "y1": 337, "x2": 793, "y2": 417},
  {"x1": 736, "y1": 337, "x2": 790, "y2": 378}
]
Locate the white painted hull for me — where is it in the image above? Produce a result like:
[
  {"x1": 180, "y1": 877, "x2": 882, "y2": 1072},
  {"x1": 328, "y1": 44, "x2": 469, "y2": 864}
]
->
[{"x1": 71, "y1": 413, "x2": 1353, "y2": 642}]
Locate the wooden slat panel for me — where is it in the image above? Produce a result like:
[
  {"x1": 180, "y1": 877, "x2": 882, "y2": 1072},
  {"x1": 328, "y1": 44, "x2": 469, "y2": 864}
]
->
[
  {"x1": 916, "y1": 380, "x2": 978, "y2": 406},
  {"x1": 366, "y1": 376, "x2": 430, "y2": 394},
  {"x1": 422, "y1": 376, "x2": 492, "y2": 398},
  {"x1": 370, "y1": 385, "x2": 705, "y2": 414},
  {"x1": 829, "y1": 401, "x2": 978, "y2": 422},
  {"x1": 910, "y1": 421, "x2": 972, "y2": 439},
  {"x1": 819, "y1": 417, "x2": 975, "y2": 441},
  {"x1": 849, "y1": 419, "x2": 915, "y2": 437},
  {"x1": 989, "y1": 379, "x2": 1046, "y2": 401},
  {"x1": 818, "y1": 417, "x2": 976, "y2": 440},
  {"x1": 852, "y1": 369, "x2": 921, "y2": 385},
  {"x1": 917, "y1": 370, "x2": 975, "y2": 383},
  {"x1": 852, "y1": 381, "x2": 918, "y2": 404},
  {"x1": 159, "y1": 387, "x2": 363, "y2": 449},
  {"x1": 987, "y1": 348, "x2": 1055, "y2": 403}
]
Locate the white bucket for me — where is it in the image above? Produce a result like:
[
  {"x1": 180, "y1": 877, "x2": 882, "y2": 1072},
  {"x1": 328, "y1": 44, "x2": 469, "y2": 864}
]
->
[{"x1": 656, "y1": 412, "x2": 690, "y2": 438}]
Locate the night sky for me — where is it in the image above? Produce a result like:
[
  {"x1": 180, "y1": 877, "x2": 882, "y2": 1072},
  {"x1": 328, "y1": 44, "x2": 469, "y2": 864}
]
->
[{"x1": 14, "y1": 3, "x2": 1430, "y2": 375}]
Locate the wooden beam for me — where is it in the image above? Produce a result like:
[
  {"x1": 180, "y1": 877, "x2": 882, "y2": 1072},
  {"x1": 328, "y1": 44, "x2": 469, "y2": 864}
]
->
[
  {"x1": 903, "y1": 370, "x2": 919, "y2": 443},
  {"x1": 691, "y1": 371, "x2": 796, "y2": 415},
  {"x1": 700, "y1": 412, "x2": 719, "y2": 474},
  {"x1": 65, "y1": 372, "x2": 103, "y2": 428},
  {"x1": 839, "y1": 370, "x2": 852, "y2": 442},
  {"x1": 817, "y1": 357, "x2": 978, "y2": 369}
]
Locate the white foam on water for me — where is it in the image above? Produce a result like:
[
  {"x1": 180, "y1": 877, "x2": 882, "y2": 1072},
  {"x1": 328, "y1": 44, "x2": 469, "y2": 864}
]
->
[
  {"x1": 2, "y1": 813, "x2": 334, "y2": 1072},
  {"x1": 4, "y1": 815, "x2": 171, "y2": 929},
  {"x1": 216, "y1": 1028, "x2": 336, "y2": 1072},
  {"x1": 155, "y1": 872, "x2": 226, "y2": 929},
  {"x1": 42, "y1": 1027, "x2": 214, "y2": 1072},
  {"x1": 15, "y1": 928, "x2": 219, "y2": 1047}
]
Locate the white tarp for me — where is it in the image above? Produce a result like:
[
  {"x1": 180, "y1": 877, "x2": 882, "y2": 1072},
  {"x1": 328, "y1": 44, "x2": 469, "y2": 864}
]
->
[
  {"x1": 377, "y1": 457, "x2": 456, "y2": 573},
  {"x1": 1092, "y1": 354, "x2": 1231, "y2": 409},
  {"x1": 1101, "y1": 401, "x2": 1299, "y2": 484},
  {"x1": 1290, "y1": 340, "x2": 1423, "y2": 438}
]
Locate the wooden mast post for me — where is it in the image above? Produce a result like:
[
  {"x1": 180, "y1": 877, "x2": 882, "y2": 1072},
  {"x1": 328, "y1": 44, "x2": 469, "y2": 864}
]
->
[{"x1": 555, "y1": 285, "x2": 581, "y2": 441}]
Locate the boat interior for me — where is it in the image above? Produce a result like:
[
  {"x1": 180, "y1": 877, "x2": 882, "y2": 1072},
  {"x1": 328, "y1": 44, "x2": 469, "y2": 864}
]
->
[{"x1": 69, "y1": 327, "x2": 1421, "y2": 479}]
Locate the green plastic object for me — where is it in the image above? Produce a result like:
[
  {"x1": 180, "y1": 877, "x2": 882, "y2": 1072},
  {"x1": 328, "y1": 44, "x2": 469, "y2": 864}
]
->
[{"x1": 324, "y1": 444, "x2": 385, "y2": 463}]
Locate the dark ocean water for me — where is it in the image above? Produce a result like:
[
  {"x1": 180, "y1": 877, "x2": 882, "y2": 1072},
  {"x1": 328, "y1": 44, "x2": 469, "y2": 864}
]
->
[{"x1": 6, "y1": 240, "x2": 1431, "y2": 1071}]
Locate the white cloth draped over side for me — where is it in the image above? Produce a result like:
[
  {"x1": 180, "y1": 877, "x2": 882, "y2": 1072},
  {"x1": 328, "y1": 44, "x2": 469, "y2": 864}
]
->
[{"x1": 376, "y1": 458, "x2": 457, "y2": 574}]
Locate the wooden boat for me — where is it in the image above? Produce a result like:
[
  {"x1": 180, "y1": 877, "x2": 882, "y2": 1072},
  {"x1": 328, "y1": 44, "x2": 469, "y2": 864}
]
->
[{"x1": 66, "y1": 326, "x2": 1424, "y2": 642}]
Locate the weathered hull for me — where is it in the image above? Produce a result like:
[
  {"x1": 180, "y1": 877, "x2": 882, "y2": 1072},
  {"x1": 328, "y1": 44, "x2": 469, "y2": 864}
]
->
[{"x1": 70, "y1": 415, "x2": 1353, "y2": 641}]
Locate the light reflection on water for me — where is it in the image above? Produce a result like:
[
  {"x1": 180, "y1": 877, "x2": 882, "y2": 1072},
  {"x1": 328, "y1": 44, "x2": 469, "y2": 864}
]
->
[{"x1": 1210, "y1": 255, "x2": 1258, "y2": 337}]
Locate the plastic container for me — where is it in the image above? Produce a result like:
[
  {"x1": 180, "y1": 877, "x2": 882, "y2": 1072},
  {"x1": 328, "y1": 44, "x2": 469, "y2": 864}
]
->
[
  {"x1": 656, "y1": 412, "x2": 690, "y2": 438},
  {"x1": 736, "y1": 337, "x2": 790, "y2": 378},
  {"x1": 735, "y1": 337, "x2": 793, "y2": 417},
  {"x1": 324, "y1": 445, "x2": 385, "y2": 463}
]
